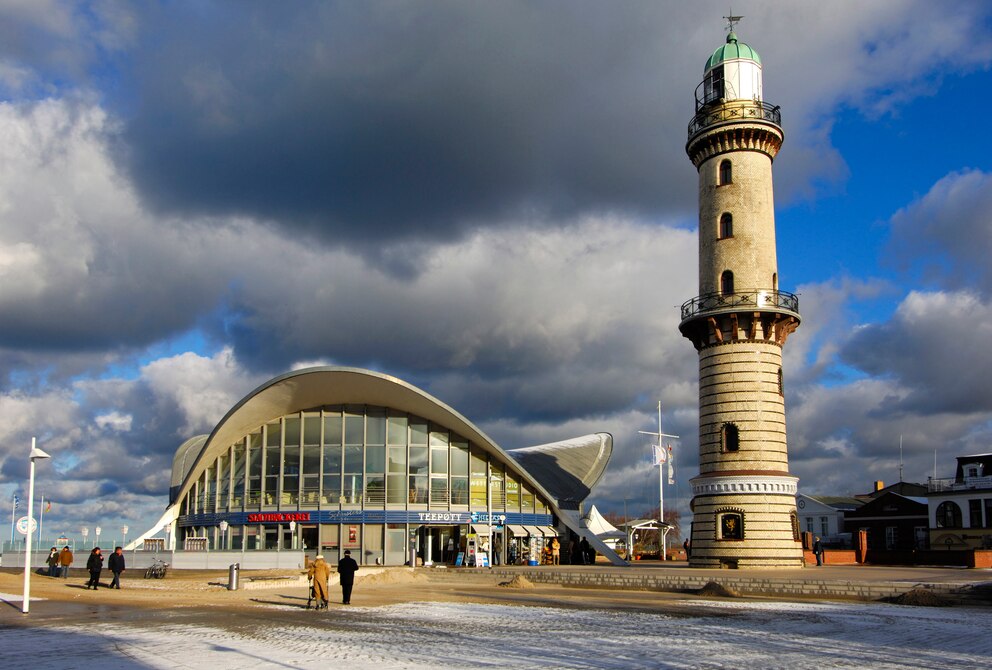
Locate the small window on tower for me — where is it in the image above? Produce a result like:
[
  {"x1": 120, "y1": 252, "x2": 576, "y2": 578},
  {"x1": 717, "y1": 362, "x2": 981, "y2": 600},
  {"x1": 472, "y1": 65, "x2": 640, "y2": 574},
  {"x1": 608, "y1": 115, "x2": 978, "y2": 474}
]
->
[
  {"x1": 722, "y1": 423, "x2": 739, "y2": 452},
  {"x1": 721, "y1": 270, "x2": 734, "y2": 295},
  {"x1": 719, "y1": 213, "x2": 733, "y2": 239},
  {"x1": 778, "y1": 368, "x2": 784, "y2": 396},
  {"x1": 719, "y1": 160, "x2": 732, "y2": 185}
]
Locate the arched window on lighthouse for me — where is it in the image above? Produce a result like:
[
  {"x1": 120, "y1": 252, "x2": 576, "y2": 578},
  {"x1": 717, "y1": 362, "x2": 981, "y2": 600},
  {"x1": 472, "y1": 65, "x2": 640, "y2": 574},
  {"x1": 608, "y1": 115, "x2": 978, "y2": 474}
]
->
[
  {"x1": 719, "y1": 159, "x2": 732, "y2": 185},
  {"x1": 721, "y1": 270, "x2": 734, "y2": 295},
  {"x1": 721, "y1": 423, "x2": 739, "y2": 452},
  {"x1": 719, "y1": 213, "x2": 733, "y2": 239}
]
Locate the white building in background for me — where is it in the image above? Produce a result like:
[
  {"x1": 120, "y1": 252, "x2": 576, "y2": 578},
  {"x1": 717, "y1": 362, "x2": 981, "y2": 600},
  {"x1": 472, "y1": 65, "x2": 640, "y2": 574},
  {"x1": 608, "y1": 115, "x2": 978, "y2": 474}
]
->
[
  {"x1": 928, "y1": 452, "x2": 992, "y2": 550},
  {"x1": 795, "y1": 494, "x2": 862, "y2": 544}
]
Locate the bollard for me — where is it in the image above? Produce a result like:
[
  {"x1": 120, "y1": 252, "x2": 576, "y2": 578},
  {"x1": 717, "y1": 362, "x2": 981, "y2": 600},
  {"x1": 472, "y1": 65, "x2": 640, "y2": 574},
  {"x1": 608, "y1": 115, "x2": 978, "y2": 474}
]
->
[{"x1": 228, "y1": 563, "x2": 240, "y2": 591}]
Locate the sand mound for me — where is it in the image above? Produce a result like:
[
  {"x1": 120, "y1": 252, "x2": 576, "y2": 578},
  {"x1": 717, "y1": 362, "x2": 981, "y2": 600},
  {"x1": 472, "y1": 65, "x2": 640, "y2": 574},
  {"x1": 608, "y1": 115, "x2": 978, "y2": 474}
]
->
[
  {"x1": 886, "y1": 588, "x2": 953, "y2": 607},
  {"x1": 358, "y1": 569, "x2": 428, "y2": 585},
  {"x1": 498, "y1": 575, "x2": 535, "y2": 589},
  {"x1": 696, "y1": 581, "x2": 740, "y2": 598}
]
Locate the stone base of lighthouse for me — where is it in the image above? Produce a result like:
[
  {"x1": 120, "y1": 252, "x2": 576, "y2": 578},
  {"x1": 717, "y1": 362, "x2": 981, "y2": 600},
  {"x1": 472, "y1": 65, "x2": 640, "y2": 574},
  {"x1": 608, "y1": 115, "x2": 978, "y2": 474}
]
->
[{"x1": 688, "y1": 472, "x2": 803, "y2": 568}]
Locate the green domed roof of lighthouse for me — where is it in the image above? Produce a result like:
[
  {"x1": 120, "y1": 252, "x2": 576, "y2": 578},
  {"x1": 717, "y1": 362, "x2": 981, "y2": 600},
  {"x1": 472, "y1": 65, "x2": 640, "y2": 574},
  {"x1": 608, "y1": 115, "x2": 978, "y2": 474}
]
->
[{"x1": 705, "y1": 32, "x2": 761, "y2": 71}]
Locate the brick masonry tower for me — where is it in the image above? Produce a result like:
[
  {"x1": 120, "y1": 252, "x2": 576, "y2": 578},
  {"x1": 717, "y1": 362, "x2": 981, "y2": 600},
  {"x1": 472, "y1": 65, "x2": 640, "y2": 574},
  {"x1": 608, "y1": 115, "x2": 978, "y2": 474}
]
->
[{"x1": 679, "y1": 24, "x2": 804, "y2": 568}]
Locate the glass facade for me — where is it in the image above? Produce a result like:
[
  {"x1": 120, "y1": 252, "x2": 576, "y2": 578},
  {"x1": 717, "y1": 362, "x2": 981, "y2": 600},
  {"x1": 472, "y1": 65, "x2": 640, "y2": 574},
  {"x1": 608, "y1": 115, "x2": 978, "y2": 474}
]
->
[{"x1": 177, "y1": 404, "x2": 554, "y2": 564}]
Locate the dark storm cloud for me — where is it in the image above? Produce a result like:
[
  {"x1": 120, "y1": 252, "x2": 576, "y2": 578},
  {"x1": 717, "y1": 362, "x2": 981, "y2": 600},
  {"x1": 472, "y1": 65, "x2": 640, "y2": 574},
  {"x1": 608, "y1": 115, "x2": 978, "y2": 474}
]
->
[{"x1": 119, "y1": 1, "x2": 698, "y2": 245}]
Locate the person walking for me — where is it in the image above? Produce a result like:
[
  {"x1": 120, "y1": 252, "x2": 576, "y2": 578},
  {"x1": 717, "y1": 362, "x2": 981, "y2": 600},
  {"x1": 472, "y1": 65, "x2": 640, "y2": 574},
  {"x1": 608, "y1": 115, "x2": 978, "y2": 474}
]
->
[
  {"x1": 59, "y1": 545, "x2": 73, "y2": 578},
  {"x1": 683, "y1": 538, "x2": 691, "y2": 559},
  {"x1": 46, "y1": 547, "x2": 60, "y2": 577},
  {"x1": 579, "y1": 537, "x2": 590, "y2": 565},
  {"x1": 86, "y1": 547, "x2": 104, "y2": 589},
  {"x1": 337, "y1": 549, "x2": 359, "y2": 604},
  {"x1": 308, "y1": 554, "x2": 331, "y2": 609},
  {"x1": 813, "y1": 537, "x2": 823, "y2": 566},
  {"x1": 550, "y1": 537, "x2": 560, "y2": 566},
  {"x1": 108, "y1": 546, "x2": 126, "y2": 589}
]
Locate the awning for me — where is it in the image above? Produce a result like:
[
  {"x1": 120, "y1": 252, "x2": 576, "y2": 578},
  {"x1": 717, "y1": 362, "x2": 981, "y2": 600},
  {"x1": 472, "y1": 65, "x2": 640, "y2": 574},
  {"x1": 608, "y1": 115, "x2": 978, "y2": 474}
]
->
[
  {"x1": 471, "y1": 524, "x2": 492, "y2": 535},
  {"x1": 539, "y1": 526, "x2": 559, "y2": 537},
  {"x1": 524, "y1": 525, "x2": 543, "y2": 536},
  {"x1": 507, "y1": 525, "x2": 529, "y2": 537}
]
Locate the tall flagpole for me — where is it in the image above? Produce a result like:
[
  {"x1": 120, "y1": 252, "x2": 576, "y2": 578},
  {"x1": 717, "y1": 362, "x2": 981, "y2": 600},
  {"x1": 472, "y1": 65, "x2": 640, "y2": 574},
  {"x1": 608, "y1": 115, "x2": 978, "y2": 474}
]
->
[{"x1": 638, "y1": 401, "x2": 679, "y2": 561}]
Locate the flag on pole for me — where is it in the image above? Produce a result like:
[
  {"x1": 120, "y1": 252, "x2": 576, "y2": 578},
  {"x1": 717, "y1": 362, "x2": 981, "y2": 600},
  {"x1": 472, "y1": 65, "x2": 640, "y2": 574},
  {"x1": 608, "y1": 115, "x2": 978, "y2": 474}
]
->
[
  {"x1": 652, "y1": 444, "x2": 667, "y2": 465},
  {"x1": 667, "y1": 444, "x2": 675, "y2": 485},
  {"x1": 46, "y1": 500, "x2": 51, "y2": 513}
]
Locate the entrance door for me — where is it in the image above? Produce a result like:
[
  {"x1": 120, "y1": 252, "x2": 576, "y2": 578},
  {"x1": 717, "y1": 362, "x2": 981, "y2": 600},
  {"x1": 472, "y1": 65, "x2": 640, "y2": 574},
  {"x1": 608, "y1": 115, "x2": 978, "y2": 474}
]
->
[{"x1": 386, "y1": 526, "x2": 407, "y2": 565}]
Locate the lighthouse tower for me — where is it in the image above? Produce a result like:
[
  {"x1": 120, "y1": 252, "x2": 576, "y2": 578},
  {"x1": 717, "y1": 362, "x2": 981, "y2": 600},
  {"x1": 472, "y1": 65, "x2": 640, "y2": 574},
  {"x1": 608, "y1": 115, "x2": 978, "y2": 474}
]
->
[{"x1": 679, "y1": 22, "x2": 803, "y2": 568}]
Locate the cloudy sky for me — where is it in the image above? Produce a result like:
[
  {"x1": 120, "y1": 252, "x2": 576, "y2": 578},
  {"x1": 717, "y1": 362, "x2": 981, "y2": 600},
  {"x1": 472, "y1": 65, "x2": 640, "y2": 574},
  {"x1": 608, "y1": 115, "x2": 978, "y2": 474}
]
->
[{"x1": 2, "y1": 1, "x2": 991, "y2": 541}]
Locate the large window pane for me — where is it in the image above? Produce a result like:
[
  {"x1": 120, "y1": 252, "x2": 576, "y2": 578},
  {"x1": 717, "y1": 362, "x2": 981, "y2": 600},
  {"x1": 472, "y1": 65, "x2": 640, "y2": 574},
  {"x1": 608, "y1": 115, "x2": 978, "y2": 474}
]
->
[
  {"x1": 323, "y1": 414, "x2": 342, "y2": 445},
  {"x1": 388, "y1": 447, "x2": 407, "y2": 473},
  {"x1": 265, "y1": 421, "x2": 281, "y2": 447},
  {"x1": 366, "y1": 414, "x2": 386, "y2": 446},
  {"x1": 366, "y1": 475, "x2": 385, "y2": 504},
  {"x1": 343, "y1": 474, "x2": 363, "y2": 503},
  {"x1": 284, "y1": 417, "x2": 301, "y2": 447},
  {"x1": 409, "y1": 475, "x2": 428, "y2": 504},
  {"x1": 366, "y1": 445, "x2": 385, "y2": 473},
  {"x1": 451, "y1": 477, "x2": 469, "y2": 506},
  {"x1": 344, "y1": 413, "x2": 364, "y2": 445},
  {"x1": 450, "y1": 442, "x2": 469, "y2": 476},
  {"x1": 303, "y1": 414, "x2": 321, "y2": 446},
  {"x1": 344, "y1": 445, "x2": 363, "y2": 473},
  {"x1": 387, "y1": 474, "x2": 406, "y2": 504},
  {"x1": 430, "y1": 446, "x2": 448, "y2": 475},
  {"x1": 283, "y1": 445, "x2": 300, "y2": 504},
  {"x1": 410, "y1": 420, "x2": 428, "y2": 445},
  {"x1": 387, "y1": 416, "x2": 408, "y2": 445},
  {"x1": 409, "y1": 446, "x2": 428, "y2": 476}
]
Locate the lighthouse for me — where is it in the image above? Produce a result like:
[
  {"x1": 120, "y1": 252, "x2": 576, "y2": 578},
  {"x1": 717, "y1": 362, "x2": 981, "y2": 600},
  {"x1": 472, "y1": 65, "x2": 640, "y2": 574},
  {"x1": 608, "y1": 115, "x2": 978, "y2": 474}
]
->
[{"x1": 679, "y1": 20, "x2": 804, "y2": 568}]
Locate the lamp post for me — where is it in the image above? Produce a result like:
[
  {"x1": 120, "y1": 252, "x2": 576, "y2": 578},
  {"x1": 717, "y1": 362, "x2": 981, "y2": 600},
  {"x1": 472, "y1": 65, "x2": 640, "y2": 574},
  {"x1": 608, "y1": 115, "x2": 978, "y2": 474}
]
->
[
  {"x1": 81, "y1": 526, "x2": 89, "y2": 549},
  {"x1": 95, "y1": 526, "x2": 101, "y2": 549},
  {"x1": 289, "y1": 520, "x2": 297, "y2": 550},
  {"x1": 219, "y1": 520, "x2": 229, "y2": 551},
  {"x1": 121, "y1": 525, "x2": 129, "y2": 550},
  {"x1": 22, "y1": 437, "x2": 51, "y2": 614}
]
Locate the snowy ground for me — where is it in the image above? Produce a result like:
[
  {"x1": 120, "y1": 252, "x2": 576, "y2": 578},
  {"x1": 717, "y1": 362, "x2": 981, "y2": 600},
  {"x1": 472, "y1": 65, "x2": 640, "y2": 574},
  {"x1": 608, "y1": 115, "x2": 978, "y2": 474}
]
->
[{"x1": 1, "y1": 598, "x2": 989, "y2": 669}]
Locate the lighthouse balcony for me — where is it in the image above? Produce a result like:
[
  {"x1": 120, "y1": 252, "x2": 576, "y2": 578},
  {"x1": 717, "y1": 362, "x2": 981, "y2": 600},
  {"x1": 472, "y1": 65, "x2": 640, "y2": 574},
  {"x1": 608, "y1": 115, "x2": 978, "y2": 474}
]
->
[
  {"x1": 680, "y1": 288, "x2": 798, "y2": 323},
  {"x1": 688, "y1": 99, "x2": 781, "y2": 139}
]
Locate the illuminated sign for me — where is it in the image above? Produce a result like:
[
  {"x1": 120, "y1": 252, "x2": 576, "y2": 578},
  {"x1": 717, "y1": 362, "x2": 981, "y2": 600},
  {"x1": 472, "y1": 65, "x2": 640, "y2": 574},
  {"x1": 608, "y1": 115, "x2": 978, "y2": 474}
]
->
[{"x1": 246, "y1": 512, "x2": 311, "y2": 523}]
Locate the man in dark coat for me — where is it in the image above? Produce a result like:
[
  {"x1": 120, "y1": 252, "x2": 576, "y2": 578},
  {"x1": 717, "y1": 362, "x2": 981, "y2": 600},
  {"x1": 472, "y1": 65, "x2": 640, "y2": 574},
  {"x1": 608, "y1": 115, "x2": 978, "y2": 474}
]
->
[
  {"x1": 337, "y1": 549, "x2": 359, "y2": 604},
  {"x1": 108, "y1": 546, "x2": 126, "y2": 589},
  {"x1": 86, "y1": 547, "x2": 103, "y2": 589}
]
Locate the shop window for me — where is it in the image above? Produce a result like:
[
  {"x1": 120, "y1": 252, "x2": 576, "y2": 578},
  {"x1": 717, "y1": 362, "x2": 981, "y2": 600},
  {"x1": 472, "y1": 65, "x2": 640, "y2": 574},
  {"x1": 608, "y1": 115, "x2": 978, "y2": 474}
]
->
[
  {"x1": 717, "y1": 510, "x2": 744, "y2": 540},
  {"x1": 719, "y1": 213, "x2": 733, "y2": 238},
  {"x1": 935, "y1": 501, "x2": 962, "y2": 528},
  {"x1": 721, "y1": 270, "x2": 734, "y2": 295},
  {"x1": 722, "y1": 423, "x2": 739, "y2": 452},
  {"x1": 719, "y1": 159, "x2": 732, "y2": 185}
]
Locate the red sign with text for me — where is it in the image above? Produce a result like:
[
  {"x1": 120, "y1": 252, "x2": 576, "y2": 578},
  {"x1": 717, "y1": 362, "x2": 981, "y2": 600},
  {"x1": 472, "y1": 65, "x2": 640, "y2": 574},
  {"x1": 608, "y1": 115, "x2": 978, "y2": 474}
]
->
[{"x1": 246, "y1": 512, "x2": 311, "y2": 523}]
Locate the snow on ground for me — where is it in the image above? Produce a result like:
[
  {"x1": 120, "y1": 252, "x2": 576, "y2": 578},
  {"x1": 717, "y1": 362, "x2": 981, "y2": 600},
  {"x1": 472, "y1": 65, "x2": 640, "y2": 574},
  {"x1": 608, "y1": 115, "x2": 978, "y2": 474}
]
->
[{"x1": 2, "y1": 600, "x2": 989, "y2": 669}]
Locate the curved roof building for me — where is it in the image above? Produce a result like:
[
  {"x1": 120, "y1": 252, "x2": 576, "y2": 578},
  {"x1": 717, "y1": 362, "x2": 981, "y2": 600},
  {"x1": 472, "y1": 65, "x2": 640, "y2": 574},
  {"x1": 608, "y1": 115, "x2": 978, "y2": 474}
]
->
[{"x1": 134, "y1": 367, "x2": 619, "y2": 566}]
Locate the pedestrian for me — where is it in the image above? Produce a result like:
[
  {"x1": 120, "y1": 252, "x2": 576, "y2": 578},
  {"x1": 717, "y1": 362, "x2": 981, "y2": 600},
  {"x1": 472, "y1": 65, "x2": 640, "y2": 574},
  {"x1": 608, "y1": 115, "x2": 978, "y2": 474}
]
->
[
  {"x1": 813, "y1": 536, "x2": 823, "y2": 566},
  {"x1": 108, "y1": 546, "x2": 126, "y2": 589},
  {"x1": 579, "y1": 537, "x2": 590, "y2": 565},
  {"x1": 86, "y1": 547, "x2": 104, "y2": 589},
  {"x1": 683, "y1": 538, "x2": 691, "y2": 559},
  {"x1": 307, "y1": 554, "x2": 331, "y2": 609},
  {"x1": 46, "y1": 547, "x2": 60, "y2": 577},
  {"x1": 337, "y1": 549, "x2": 359, "y2": 604},
  {"x1": 59, "y1": 545, "x2": 73, "y2": 578},
  {"x1": 551, "y1": 537, "x2": 560, "y2": 565}
]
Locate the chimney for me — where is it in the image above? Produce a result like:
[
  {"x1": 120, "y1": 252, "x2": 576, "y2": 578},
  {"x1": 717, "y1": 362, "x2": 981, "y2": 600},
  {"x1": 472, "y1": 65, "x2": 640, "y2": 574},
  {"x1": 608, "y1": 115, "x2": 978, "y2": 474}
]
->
[{"x1": 873, "y1": 480, "x2": 884, "y2": 492}]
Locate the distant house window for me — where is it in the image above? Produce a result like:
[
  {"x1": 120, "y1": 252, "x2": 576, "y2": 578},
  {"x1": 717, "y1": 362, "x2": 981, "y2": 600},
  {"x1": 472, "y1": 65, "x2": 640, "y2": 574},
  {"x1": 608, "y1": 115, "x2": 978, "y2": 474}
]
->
[
  {"x1": 717, "y1": 510, "x2": 744, "y2": 540},
  {"x1": 721, "y1": 270, "x2": 734, "y2": 295},
  {"x1": 820, "y1": 516, "x2": 829, "y2": 537},
  {"x1": 965, "y1": 465, "x2": 980, "y2": 478},
  {"x1": 722, "y1": 423, "x2": 739, "y2": 452},
  {"x1": 719, "y1": 159, "x2": 732, "y2": 185},
  {"x1": 969, "y1": 499, "x2": 983, "y2": 528},
  {"x1": 885, "y1": 526, "x2": 898, "y2": 551},
  {"x1": 805, "y1": 517, "x2": 814, "y2": 533},
  {"x1": 719, "y1": 213, "x2": 733, "y2": 238},
  {"x1": 935, "y1": 501, "x2": 962, "y2": 528}
]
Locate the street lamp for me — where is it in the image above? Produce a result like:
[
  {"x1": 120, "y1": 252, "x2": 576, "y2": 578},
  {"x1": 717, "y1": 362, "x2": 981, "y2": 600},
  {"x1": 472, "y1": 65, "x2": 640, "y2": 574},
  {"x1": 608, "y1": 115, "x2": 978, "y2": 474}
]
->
[
  {"x1": 95, "y1": 526, "x2": 101, "y2": 549},
  {"x1": 289, "y1": 520, "x2": 297, "y2": 550},
  {"x1": 219, "y1": 520, "x2": 229, "y2": 551},
  {"x1": 22, "y1": 437, "x2": 51, "y2": 614},
  {"x1": 81, "y1": 527, "x2": 89, "y2": 549},
  {"x1": 121, "y1": 525, "x2": 129, "y2": 549}
]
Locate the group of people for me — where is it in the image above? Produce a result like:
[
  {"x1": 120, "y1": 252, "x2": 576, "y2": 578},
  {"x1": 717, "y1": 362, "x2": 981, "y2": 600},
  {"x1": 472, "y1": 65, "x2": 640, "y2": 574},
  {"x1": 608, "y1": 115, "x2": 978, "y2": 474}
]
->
[
  {"x1": 45, "y1": 546, "x2": 74, "y2": 578},
  {"x1": 306, "y1": 549, "x2": 359, "y2": 609}
]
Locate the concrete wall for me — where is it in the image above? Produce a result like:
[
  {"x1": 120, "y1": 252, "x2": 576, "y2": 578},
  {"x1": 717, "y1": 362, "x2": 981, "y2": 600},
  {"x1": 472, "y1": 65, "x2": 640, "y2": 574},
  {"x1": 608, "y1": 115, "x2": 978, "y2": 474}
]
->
[{"x1": 1, "y1": 550, "x2": 304, "y2": 571}]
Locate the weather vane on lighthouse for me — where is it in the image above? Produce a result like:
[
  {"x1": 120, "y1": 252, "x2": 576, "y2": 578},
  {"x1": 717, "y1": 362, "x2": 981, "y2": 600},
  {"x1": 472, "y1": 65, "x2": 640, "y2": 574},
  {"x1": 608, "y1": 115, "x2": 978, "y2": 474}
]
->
[{"x1": 724, "y1": 13, "x2": 743, "y2": 33}]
